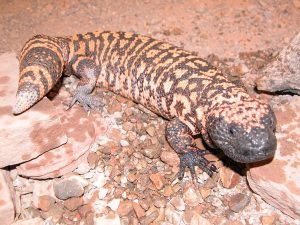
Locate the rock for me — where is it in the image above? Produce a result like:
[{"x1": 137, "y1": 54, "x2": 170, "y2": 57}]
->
[
  {"x1": 149, "y1": 172, "x2": 164, "y2": 190},
  {"x1": 139, "y1": 199, "x2": 150, "y2": 211},
  {"x1": 219, "y1": 166, "x2": 241, "y2": 189},
  {"x1": 132, "y1": 201, "x2": 146, "y2": 218},
  {"x1": 94, "y1": 213, "x2": 121, "y2": 225},
  {"x1": 183, "y1": 185, "x2": 203, "y2": 207},
  {"x1": 22, "y1": 206, "x2": 41, "y2": 219},
  {"x1": 182, "y1": 210, "x2": 194, "y2": 225},
  {"x1": 98, "y1": 188, "x2": 109, "y2": 199},
  {"x1": 199, "y1": 187, "x2": 211, "y2": 199},
  {"x1": 165, "y1": 204, "x2": 182, "y2": 225},
  {"x1": 204, "y1": 177, "x2": 217, "y2": 189},
  {"x1": 87, "y1": 152, "x2": 100, "y2": 169},
  {"x1": 75, "y1": 162, "x2": 91, "y2": 175},
  {"x1": 109, "y1": 128, "x2": 122, "y2": 142},
  {"x1": 141, "y1": 145, "x2": 161, "y2": 159},
  {"x1": 227, "y1": 193, "x2": 251, "y2": 213},
  {"x1": 117, "y1": 200, "x2": 133, "y2": 217},
  {"x1": 184, "y1": 210, "x2": 213, "y2": 225},
  {"x1": 107, "y1": 102, "x2": 122, "y2": 113},
  {"x1": 0, "y1": 53, "x2": 67, "y2": 168},
  {"x1": 247, "y1": 96, "x2": 300, "y2": 219},
  {"x1": 224, "y1": 220, "x2": 243, "y2": 225},
  {"x1": 260, "y1": 214, "x2": 277, "y2": 225},
  {"x1": 24, "y1": 151, "x2": 90, "y2": 179},
  {"x1": 120, "y1": 140, "x2": 129, "y2": 147},
  {"x1": 256, "y1": 32, "x2": 300, "y2": 94},
  {"x1": 10, "y1": 218, "x2": 44, "y2": 225},
  {"x1": 41, "y1": 203, "x2": 64, "y2": 222},
  {"x1": 60, "y1": 210, "x2": 82, "y2": 225},
  {"x1": 116, "y1": 95, "x2": 127, "y2": 103},
  {"x1": 153, "y1": 196, "x2": 167, "y2": 208},
  {"x1": 38, "y1": 195, "x2": 55, "y2": 211},
  {"x1": 163, "y1": 185, "x2": 174, "y2": 197},
  {"x1": 123, "y1": 121, "x2": 134, "y2": 131},
  {"x1": 31, "y1": 180, "x2": 55, "y2": 209},
  {"x1": 170, "y1": 196, "x2": 185, "y2": 211},
  {"x1": 64, "y1": 197, "x2": 84, "y2": 211},
  {"x1": 160, "y1": 151, "x2": 180, "y2": 167},
  {"x1": 108, "y1": 199, "x2": 121, "y2": 211},
  {"x1": 2, "y1": 54, "x2": 108, "y2": 179},
  {"x1": 54, "y1": 176, "x2": 85, "y2": 200},
  {"x1": 209, "y1": 196, "x2": 223, "y2": 208},
  {"x1": 0, "y1": 169, "x2": 15, "y2": 225},
  {"x1": 78, "y1": 204, "x2": 93, "y2": 218},
  {"x1": 233, "y1": 63, "x2": 249, "y2": 76},
  {"x1": 190, "y1": 213, "x2": 212, "y2": 225},
  {"x1": 141, "y1": 210, "x2": 159, "y2": 224},
  {"x1": 127, "y1": 171, "x2": 137, "y2": 182},
  {"x1": 146, "y1": 126, "x2": 156, "y2": 136},
  {"x1": 16, "y1": 97, "x2": 107, "y2": 179},
  {"x1": 92, "y1": 172, "x2": 107, "y2": 188}
]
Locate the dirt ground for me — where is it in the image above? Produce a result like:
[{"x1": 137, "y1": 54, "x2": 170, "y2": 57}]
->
[{"x1": 0, "y1": 0, "x2": 299, "y2": 58}]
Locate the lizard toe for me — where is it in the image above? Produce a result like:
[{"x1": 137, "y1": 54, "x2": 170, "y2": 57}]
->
[
  {"x1": 178, "y1": 150, "x2": 217, "y2": 180},
  {"x1": 67, "y1": 93, "x2": 104, "y2": 112}
]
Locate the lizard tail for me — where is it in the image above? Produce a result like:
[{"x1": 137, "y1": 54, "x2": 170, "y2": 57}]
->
[{"x1": 13, "y1": 35, "x2": 68, "y2": 115}]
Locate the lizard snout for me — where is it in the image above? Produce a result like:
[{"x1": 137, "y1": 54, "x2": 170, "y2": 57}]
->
[{"x1": 207, "y1": 116, "x2": 277, "y2": 163}]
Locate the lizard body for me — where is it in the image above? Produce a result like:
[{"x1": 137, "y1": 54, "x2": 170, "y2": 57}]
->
[{"x1": 13, "y1": 31, "x2": 277, "y2": 177}]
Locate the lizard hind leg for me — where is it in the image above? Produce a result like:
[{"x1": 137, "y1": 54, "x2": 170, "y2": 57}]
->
[
  {"x1": 67, "y1": 56, "x2": 104, "y2": 112},
  {"x1": 165, "y1": 118, "x2": 217, "y2": 181}
]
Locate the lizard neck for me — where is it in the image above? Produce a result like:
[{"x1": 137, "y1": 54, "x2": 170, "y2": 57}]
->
[{"x1": 195, "y1": 80, "x2": 250, "y2": 147}]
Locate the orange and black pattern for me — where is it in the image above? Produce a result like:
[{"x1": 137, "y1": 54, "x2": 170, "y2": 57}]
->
[{"x1": 14, "y1": 31, "x2": 277, "y2": 178}]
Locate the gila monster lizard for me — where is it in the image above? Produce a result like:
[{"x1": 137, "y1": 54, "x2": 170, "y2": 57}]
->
[{"x1": 13, "y1": 31, "x2": 277, "y2": 179}]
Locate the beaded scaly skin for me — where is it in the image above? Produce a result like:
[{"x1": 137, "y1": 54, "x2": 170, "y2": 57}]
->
[{"x1": 13, "y1": 31, "x2": 277, "y2": 178}]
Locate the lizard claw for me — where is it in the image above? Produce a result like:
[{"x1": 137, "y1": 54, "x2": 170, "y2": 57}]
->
[
  {"x1": 178, "y1": 150, "x2": 217, "y2": 181},
  {"x1": 67, "y1": 92, "x2": 104, "y2": 112}
]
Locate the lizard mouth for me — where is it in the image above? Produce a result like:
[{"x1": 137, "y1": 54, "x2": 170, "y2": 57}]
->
[
  {"x1": 221, "y1": 142, "x2": 276, "y2": 163},
  {"x1": 207, "y1": 118, "x2": 277, "y2": 164}
]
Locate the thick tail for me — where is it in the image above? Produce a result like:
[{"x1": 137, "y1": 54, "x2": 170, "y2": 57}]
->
[{"x1": 13, "y1": 35, "x2": 68, "y2": 115}]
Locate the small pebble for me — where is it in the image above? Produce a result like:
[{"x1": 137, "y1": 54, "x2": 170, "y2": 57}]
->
[
  {"x1": 117, "y1": 200, "x2": 133, "y2": 217},
  {"x1": 108, "y1": 198, "x2": 121, "y2": 211},
  {"x1": 149, "y1": 172, "x2": 164, "y2": 190},
  {"x1": 120, "y1": 140, "x2": 129, "y2": 147},
  {"x1": 183, "y1": 186, "x2": 203, "y2": 207},
  {"x1": 228, "y1": 193, "x2": 251, "y2": 213},
  {"x1": 64, "y1": 197, "x2": 84, "y2": 211},
  {"x1": 75, "y1": 163, "x2": 91, "y2": 175},
  {"x1": 92, "y1": 173, "x2": 107, "y2": 188},
  {"x1": 54, "y1": 178, "x2": 84, "y2": 200},
  {"x1": 38, "y1": 195, "x2": 55, "y2": 211},
  {"x1": 170, "y1": 196, "x2": 185, "y2": 211}
]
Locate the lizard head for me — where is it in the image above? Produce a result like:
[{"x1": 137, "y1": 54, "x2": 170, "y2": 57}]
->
[{"x1": 205, "y1": 100, "x2": 277, "y2": 163}]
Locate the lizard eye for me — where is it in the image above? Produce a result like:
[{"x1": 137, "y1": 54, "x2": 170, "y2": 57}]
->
[{"x1": 228, "y1": 126, "x2": 238, "y2": 137}]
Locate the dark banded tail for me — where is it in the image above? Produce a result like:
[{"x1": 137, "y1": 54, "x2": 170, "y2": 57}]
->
[{"x1": 13, "y1": 35, "x2": 67, "y2": 114}]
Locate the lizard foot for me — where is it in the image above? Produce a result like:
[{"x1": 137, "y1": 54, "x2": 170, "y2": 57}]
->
[
  {"x1": 178, "y1": 150, "x2": 217, "y2": 180},
  {"x1": 67, "y1": 92, "x2": 104, "y2": 112}
]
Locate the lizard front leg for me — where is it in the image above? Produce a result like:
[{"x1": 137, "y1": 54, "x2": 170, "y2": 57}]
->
[
  {"x1": 67, "y1": 56, "x2": 104, "y2": 112},
  {"x1": 165, "y1": 118, "x2": 217, "y2": 180}
]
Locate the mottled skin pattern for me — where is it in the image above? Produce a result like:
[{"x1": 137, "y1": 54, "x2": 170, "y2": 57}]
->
[{"x1": 13, "y1": 31, "x2": 277, "y2": 179}]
